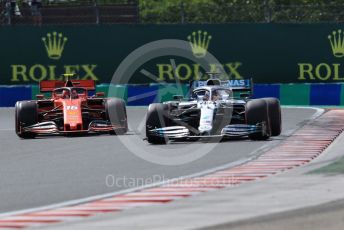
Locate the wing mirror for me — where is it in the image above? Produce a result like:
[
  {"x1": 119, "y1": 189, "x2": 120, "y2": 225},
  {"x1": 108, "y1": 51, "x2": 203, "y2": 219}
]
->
[
  {"x1": 240, "y1": 93, "x2": 250, "y2": 98},
  {"x1": 173, "y1": 95, "x2": 184, "y2": 100},
  {"x1": 96, "y1": 92, "x2": 105, "y2": 97},
  {"x1": 36, "y1": 94, "x2": 44, "y2": 100}
]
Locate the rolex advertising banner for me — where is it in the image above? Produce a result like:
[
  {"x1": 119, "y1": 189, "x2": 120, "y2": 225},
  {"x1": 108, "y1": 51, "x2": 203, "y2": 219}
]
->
[{"x1": 1, "y1": 24, "x2": 344, "y2": 85}]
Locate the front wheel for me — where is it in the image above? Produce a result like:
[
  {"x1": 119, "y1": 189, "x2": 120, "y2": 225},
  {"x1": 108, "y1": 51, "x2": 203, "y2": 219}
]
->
[
  {"x1": 146, "y1": 103, "x2": 171, "y2": 144},
  {"x1": 246, "y1": 99, "x2": 270, "y2": 140},
  {"x1": 15, "y1": 101, "x2": 38, "y2": 139},
  {"x1": 105, "y1": 98, "x2": 128, "y2": 135},
  {"x1": 264, "y1": 98, "x2": 282, "y2": 136}
]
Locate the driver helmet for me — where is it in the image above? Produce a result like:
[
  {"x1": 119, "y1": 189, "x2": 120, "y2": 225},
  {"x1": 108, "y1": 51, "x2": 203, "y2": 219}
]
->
[
  {"x1": 71, "y1": 89, "x2": 78, "y2": 99},
  {"x1": 212, "y1": 91, "x2": 219, "y2": 101},
  {"x1": 62, "y1": 89, "x2": 70, "y2": 99},
  {"x1": 203, "y1": 91, "x2": 210, "y2": 101}
]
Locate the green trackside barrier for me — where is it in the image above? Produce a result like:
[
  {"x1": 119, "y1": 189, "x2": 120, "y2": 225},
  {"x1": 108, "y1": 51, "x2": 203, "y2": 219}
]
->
[
  {"x1": 156, "y1": 83, "x2": 189, "y2": 102},
  {"x1": 97, "y1": 84, "x2": 127, "y2": 102},
  {"x1": 280, "y1": 84, "x2": 310, "y2": 105},
  {"x1": 31, "y1": 85, "x2": 40, "y2": 99}
]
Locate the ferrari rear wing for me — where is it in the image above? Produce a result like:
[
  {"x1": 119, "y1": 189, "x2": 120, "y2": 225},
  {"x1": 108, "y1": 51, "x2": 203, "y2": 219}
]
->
[{"x1": 39, "y1": 80, "x2": 96, "y2": 92}]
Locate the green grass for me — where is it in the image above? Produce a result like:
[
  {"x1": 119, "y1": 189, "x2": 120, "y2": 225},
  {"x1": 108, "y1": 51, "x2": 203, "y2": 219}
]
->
[{"x1": 310, "y1": 157, "x2": 344, "y2": 174}]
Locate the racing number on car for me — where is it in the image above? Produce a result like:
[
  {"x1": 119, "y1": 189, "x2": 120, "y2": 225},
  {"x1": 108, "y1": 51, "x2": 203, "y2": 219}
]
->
[
  {"x1": 66, "y1": 105, "x2": 78, "y2": 110},
  {"x1": 66, "y1": 105, "x2": 79, "y2": 117}
]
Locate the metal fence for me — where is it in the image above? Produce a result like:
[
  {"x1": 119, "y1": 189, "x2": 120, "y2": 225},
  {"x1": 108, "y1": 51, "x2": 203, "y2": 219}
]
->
[
  {"x1": 267, "y1": 4, "x2": 344, "y2": 23},
  {"x1": 0, "y1": 0, "x2": 138, "y2": 25},
  {"x1": 2, "y1": 1, "x2": 344, "y2": 25},
  {"x1": 141, "y1": 2, "x2": 344, "y2": 24}
]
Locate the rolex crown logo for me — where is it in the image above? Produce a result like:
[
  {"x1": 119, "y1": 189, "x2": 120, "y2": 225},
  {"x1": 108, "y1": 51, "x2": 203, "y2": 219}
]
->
[
  {"x1": 42, "y1": 32, "x2": 68, "y2": 60},
  {"x1": 328, "y1": 29, "x2": 344, "y2": 58},
  {"x1": 187, "y1": 30, "x2": 212, "y2": 58}
]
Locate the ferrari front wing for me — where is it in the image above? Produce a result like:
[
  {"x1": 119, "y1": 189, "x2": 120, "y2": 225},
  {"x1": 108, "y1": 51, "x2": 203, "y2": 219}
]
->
[{"x1": 22, "y1": 120, "x2": 123, "y2": 135}]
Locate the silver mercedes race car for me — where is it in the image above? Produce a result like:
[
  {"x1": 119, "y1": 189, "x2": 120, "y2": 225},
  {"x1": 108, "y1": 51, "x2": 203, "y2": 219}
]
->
[{"x1": 145, "y1": 76, "x2": 281, "y2": 144}]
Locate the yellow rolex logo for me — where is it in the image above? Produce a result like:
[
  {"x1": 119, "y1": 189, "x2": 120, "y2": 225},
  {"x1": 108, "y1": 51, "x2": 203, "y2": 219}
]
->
[
  {"x1": 187, "y1": 30, "x2": 212, "y2": 58},
  {"x1": 42, "y1": 32, "x2": 68, "y2": 60},
  {"x1": 328, "y1": 29, "x2": 344, "y2": 58}
]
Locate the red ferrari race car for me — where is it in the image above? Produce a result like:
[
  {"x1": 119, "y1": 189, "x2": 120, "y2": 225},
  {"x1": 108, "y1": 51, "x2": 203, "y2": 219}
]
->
[{"x1": 15, "y1": 74, "x2": 128, "y2": 138}]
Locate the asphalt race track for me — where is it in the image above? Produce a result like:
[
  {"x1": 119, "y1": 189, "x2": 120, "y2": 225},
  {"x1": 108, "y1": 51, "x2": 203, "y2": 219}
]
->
[{"x1": 0, "y1": 107, "x2": 317, "y2": 214}]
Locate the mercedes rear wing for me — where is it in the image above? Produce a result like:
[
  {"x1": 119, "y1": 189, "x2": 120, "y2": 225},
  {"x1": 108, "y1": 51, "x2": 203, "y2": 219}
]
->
[
  {"x1": 223, "y1": 79, "x2": 253, "y2": 97},
  {"x1": 190, "y1": 79, "x2": 253, "y2": 97}
]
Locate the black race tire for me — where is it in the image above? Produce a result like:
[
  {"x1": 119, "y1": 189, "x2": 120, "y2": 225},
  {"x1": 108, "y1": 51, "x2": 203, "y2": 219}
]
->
[
  {"x1": 15, "y1": 101, "x2": 38, "y2": 139},
  {"x1": 146, "y1": 103, "x2": 171, "y2": 144},
  {"x1": 264, "y1": 98, "x2": 282, "y2": 136},
  {"x1": 246, "y1": 99, "x2": 270, "y2": 140},
  {"x1": 105, "y1": 98, "x2": 128, "y2": 135}
]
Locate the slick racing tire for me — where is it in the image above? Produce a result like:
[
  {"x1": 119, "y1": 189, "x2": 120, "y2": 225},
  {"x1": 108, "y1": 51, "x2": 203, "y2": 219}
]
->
[
  {"x1": 264, "y1": 98, "x2": 282, "y2": 136},
  {"x1": 246, "y1": 99, "x2": 270, "y2": 140},
  {"x1": 146, "y1": 103, "x2": 171, "y2": 144},
  {"x1": 105, "y1": 98, "x2": 128, "y2": 135},
  {"x1": 15, "y1": 101, "x2": 38, "y2": 139}
]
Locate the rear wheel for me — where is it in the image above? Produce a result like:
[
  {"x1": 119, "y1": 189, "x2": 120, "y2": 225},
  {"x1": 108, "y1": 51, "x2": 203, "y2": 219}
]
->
[
  {"x1": 15, "y1": 101, "x2": 38, "y2": 139},
  {"x1": 264, "y1": 98, "x2": 282, "y2": 136},
  {"x1": 146, "y1": 103, "x2": 171, "y2": 144},
  {"x1": 246, "y1": 99, "x2": 270, "y2": 140},
  {"x1": 105, "y1": 98, "x2": 128, "y2": 135}
]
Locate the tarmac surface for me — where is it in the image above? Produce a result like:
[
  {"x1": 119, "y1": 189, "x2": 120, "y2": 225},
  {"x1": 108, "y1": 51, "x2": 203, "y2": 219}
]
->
[{"x1": 0, "y1": 107, "x2": 316, "y2": 214}]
